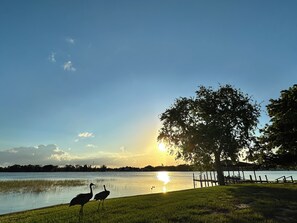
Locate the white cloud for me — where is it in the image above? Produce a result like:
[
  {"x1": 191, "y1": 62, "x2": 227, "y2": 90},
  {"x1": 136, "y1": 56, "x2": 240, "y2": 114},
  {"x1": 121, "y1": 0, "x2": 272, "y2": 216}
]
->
[
  {"x1": 48, "y1": 52, "x2": 56, "y2": 63},
  {"x1": 66, "y1": 37, "x2": 75, "y2": 44},
  {"x1": 63, "y1": 61, "x2": 76, "y2": 72},
  {"x1": 49, "y1": 148, "x2": 73, "y2": 161},
  {"x1": 86, "y1": 144, "x2": 96, "y2": 148},
  {"x1": 0, "y1": 144, "x2": 150, "y2": 167},
  {"x1": 8, "y1": 148, "x2": 18, "y2": 153},
  {"x1": 78, "y1": 132, "x2": 94, "y2": 138},
  {"x1": 120, "y1": 146, "x2": 126, "y2": 152},
  {"x1": 0, "y1": 144, "x2": 77, "y2": 166}
]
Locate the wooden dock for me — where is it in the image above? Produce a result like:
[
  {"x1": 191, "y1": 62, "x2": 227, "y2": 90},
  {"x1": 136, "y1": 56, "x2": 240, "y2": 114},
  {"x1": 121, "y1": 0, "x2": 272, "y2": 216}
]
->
[{"x1": 192, "y1": 172, "x2": 295, "y2": 188}]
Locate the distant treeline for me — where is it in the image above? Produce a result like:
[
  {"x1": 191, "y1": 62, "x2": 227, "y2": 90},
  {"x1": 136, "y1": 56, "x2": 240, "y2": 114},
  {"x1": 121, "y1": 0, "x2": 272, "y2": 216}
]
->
[
  {"x1": 0, "y1": 164, "x2": 195, "y2": 172},
  {"x1": 1, "y1": 162, "x2": 295, "y2": 172}
]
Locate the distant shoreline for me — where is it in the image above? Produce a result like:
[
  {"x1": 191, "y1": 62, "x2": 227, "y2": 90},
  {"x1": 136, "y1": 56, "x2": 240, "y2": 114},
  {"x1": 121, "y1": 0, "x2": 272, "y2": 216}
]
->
[{"x1": 1, "y1": 163, "x2": 296, "y2": 172}]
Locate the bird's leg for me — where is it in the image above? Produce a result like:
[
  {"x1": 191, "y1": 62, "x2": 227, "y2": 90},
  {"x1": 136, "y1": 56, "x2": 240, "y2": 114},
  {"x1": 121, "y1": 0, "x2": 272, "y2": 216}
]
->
[
  {"x1": 102, "y1": 200, "x2": 105, "y2": 210},
  {"x1": 79, "y1": 206, "x2": 83, "y2": 215},
  {"x1": 78, "y1": 206, "x2": 83, "y2": 222},
  {"x1": 97, "y1": 201, "x2": 101, "y2": 212},
  {"x1": 78, "y1": 214, "x2": 81, "y2": 222}
]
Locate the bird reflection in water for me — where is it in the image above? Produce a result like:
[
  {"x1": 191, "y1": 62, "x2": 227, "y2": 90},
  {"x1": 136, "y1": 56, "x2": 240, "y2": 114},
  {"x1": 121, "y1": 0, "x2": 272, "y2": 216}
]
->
[{"x1": 157, "y1": 172, "x2": 170, "y2": 193}]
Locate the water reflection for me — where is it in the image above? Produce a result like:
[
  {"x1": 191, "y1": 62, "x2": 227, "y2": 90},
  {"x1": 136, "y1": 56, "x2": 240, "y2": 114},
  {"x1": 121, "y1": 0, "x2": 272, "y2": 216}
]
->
[
  {"x1": 157, "y1": 171, "x2": 170, "y2": 184},
  {"x1": 157, "y1": 172, "x2": 170, "y2": 193}
]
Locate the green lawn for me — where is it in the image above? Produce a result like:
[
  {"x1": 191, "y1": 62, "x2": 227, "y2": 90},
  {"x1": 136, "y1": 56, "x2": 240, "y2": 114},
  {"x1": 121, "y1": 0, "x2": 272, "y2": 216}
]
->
[{"x1": 0, "y1": 183, "x2": 296, "y2": 223}]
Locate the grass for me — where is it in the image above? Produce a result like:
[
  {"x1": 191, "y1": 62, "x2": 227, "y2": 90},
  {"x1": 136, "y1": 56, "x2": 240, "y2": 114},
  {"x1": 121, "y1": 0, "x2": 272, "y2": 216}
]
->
[
  {"x1": 0, "y1": 183, "x2": 296, "y2": 223},
  {"x1": 0, "y1": 180, "x2": 86, "y2": 193}
]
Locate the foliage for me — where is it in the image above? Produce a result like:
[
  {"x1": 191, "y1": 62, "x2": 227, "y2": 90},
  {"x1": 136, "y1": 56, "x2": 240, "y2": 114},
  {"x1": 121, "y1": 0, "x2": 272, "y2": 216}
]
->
[
  {"x1": 0, "y1": 184, "x2": 296, "y2": 223},
  {"x1": 258, "y1": 84, "x2": 297, "y2": 167},
  {"x1": 158, "y1": 84, "x2": 260, "y2": 184}
]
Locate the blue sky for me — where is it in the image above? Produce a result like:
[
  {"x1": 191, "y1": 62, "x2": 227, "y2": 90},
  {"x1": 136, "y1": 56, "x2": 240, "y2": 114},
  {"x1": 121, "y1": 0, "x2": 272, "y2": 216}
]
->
[{"x1": 0, "y1": 0, "x2": 297, "y2": 167}]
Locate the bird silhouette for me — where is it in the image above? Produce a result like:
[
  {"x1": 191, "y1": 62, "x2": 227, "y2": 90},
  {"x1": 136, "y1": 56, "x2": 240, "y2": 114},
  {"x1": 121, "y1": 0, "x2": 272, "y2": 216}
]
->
[
  {"x1": 69, "y1": 183, "x2": 95, "y2": 216},
  {"x1": 94, "y1": 185, "x2": 110, "y2": 211}
]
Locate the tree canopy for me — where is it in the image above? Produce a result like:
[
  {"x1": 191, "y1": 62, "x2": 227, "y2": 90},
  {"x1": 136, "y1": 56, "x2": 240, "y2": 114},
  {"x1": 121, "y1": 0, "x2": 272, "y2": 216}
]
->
[
  {"x1": 258, "y1": 84, "x2": 297, "y2": 167},
  {"x1": 158, "y1": 84, "x2": 260, "y2": 185}
]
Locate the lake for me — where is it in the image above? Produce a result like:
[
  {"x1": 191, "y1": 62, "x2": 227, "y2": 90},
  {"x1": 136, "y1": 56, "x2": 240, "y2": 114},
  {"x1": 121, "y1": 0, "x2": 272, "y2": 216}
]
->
[{"x1": 0, "y1": 170, "x2": 296, "y2": 215}]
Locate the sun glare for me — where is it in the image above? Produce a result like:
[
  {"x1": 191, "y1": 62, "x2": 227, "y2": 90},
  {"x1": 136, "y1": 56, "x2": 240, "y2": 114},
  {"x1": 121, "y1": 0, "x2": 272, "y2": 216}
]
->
[
  {"x1": 158, "y1": 143, "x2": 167, "y2": 152},
  {"x1": 157, "y1": 171, "x2": 170, "y2": 185}
]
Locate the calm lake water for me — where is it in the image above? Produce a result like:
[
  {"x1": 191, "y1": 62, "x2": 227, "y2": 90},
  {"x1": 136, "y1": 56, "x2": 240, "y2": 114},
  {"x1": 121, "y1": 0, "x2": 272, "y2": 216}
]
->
[{"x1": 0, "y1": 171, "x2": 296, "y2": 215}]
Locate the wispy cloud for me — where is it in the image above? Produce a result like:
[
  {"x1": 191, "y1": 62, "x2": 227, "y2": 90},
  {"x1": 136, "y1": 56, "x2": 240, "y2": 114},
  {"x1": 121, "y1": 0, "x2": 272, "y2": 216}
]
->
[
  {"x1": 86, "y1": 144, "x2": 97, "y2": 148},
  {"x1": 66, "y1": 37, "x2": 75, "y2": 44},
  {"x1": 63, "y1": 61, "x2": 76, "y2": 72},
  {"x1": 78, "y1": 132, "x2": 94, "y2": 138},
  {"x1": 120, "y1": 146, "x2": 126, "y2": 153},
  {"x1": 48, "y1": 52, "x2": 56, "y2": 63}
]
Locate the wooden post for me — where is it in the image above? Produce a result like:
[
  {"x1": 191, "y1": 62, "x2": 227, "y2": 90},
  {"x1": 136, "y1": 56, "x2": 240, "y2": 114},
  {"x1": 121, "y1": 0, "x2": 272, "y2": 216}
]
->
[
  {"x1": 253, "y1": 170, "x2": 257, "y2": 181},
  {"x1": 203, "y1": 174, "x2": 206, "y2": 187},
  {"x1": 193, "y1": 173, "x2": 195, "y2": 189},
  {"x1": 206, "y1": 172, "x2": 210, "y2": 187},
  {"x1": 283, "y1": 176, "x2": 286, "y2": 183},
  {"x1": 250, "y1": 175, "x2": 253, "y2": 182},
  {"x1": 242, "y1": 170, "x2": 245, "y2": 181},
  {"x1": 213, "y1": 171, "x2": 217, "y2": 185},
  {"x1": 259, "y1": 176, "x2": 262, "y2": 183},
  {"x1": 265, "y1": 175, "x2": 268, "y2": 183},
  {"x1": 200, "y1": 174, "x2": 203, "y2": 188},
  {"x1": 210, "y1": 172, "x2": 213, "y2": 186},
  {"x1": 290, "y1": 176, "x2": 293, "y2": 183}
]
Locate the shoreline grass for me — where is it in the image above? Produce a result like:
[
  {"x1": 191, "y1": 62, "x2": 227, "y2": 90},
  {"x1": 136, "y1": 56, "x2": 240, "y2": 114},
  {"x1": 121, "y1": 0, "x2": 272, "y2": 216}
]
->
[
  {"x1": 0, "y1": 180, "x2": 86, "y2": 193},
  {"x1": 0, "y1": 183, "x2": 296, "y2": 222}
]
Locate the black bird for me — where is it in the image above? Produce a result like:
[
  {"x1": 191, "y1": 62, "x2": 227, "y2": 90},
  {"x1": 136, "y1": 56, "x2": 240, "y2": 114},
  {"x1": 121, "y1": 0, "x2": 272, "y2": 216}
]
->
[
  {"x1": 69, "y1": 183, "x2": 95, "y2": 215},
  {"x1": 94, "y1": 185, "x2": 110, "y2": 211}
]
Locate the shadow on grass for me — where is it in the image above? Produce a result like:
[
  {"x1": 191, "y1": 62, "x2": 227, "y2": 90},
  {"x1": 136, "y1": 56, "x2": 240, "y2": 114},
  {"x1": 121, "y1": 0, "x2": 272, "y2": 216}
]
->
[{"x1": 226, "y1": 184, "x2": 297, "y2": 222}]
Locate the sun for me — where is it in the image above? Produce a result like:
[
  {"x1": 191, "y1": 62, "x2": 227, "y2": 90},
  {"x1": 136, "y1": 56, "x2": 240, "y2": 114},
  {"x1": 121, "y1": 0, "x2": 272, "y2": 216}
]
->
[{"x1": 158, "y1": 143, "x2": 167, "y2": 152}]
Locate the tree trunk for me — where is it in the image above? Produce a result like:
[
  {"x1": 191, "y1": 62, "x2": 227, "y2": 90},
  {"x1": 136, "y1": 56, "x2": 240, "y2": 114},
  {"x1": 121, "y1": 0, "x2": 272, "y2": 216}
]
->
[{"x1": 215, "y1": 152, "x2": 225, "y2": 185}]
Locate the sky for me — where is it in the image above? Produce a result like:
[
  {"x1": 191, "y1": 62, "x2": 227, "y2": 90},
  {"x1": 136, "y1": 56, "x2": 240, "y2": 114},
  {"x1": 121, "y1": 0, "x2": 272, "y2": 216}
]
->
[{"x1": 0, "y1": 0, "x2": 297, "y2": 167}]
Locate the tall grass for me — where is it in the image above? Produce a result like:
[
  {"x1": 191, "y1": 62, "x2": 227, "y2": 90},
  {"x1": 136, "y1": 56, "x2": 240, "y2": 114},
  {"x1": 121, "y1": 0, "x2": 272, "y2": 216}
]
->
[
  {"x1": 0, "y1": 180, "x2": 86, "y2": 193},
  {"x1": 0, "y1": 183, "x2": 296, "y2": 223}
]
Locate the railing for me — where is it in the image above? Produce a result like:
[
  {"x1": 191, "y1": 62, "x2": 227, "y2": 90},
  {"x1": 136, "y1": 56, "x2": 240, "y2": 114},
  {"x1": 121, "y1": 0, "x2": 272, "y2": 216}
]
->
[
  {"x1": 193, "y1": 172, "x2": 219, "y2": 188},
  {"x1": 193, "y1": 172, "x2": 295, "y2": 189},
  {"x1": 275, "y1": 176, "x2": 294, "y2": 183}
]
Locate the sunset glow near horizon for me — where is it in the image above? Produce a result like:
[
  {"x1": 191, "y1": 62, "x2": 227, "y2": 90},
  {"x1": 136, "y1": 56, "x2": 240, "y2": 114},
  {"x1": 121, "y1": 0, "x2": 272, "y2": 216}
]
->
[{"x1": 1, "y1": 1, "x2": 297, "y2": 167}]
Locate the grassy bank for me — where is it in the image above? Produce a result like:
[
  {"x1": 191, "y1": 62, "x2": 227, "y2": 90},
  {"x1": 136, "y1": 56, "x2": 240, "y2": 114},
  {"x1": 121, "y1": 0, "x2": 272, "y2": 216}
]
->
[{"x1": 0, "y1": 184, "x2": 296, "y2": 223}]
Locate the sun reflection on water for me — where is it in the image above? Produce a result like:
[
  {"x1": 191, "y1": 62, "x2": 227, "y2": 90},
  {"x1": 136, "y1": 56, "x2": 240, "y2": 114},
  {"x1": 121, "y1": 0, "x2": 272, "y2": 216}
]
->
[
  {"x1": 157, "y1": 172, "x2": 170, "y2": 193},
  {"x1": 157, "y1": 171, "x2": 170, "y2": 184}
]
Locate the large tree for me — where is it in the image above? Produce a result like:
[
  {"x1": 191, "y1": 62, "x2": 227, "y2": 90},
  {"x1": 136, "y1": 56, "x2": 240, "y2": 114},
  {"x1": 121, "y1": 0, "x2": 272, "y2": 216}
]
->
[
  {"x1": 258, "y1": 84, "x2": 297, "y2": 167},
  {"x1": 158, "y1": 85, "x2": 260, "y2": 185}
]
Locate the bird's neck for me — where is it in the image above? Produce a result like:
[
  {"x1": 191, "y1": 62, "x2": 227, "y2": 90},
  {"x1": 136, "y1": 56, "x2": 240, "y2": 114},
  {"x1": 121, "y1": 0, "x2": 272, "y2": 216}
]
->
[
  {"x1": 90, "y1": 185, "x2": 93, "y2": 195},
  {"x1": 104, "y1": 185, "x2": 106, "y2": 191}
]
